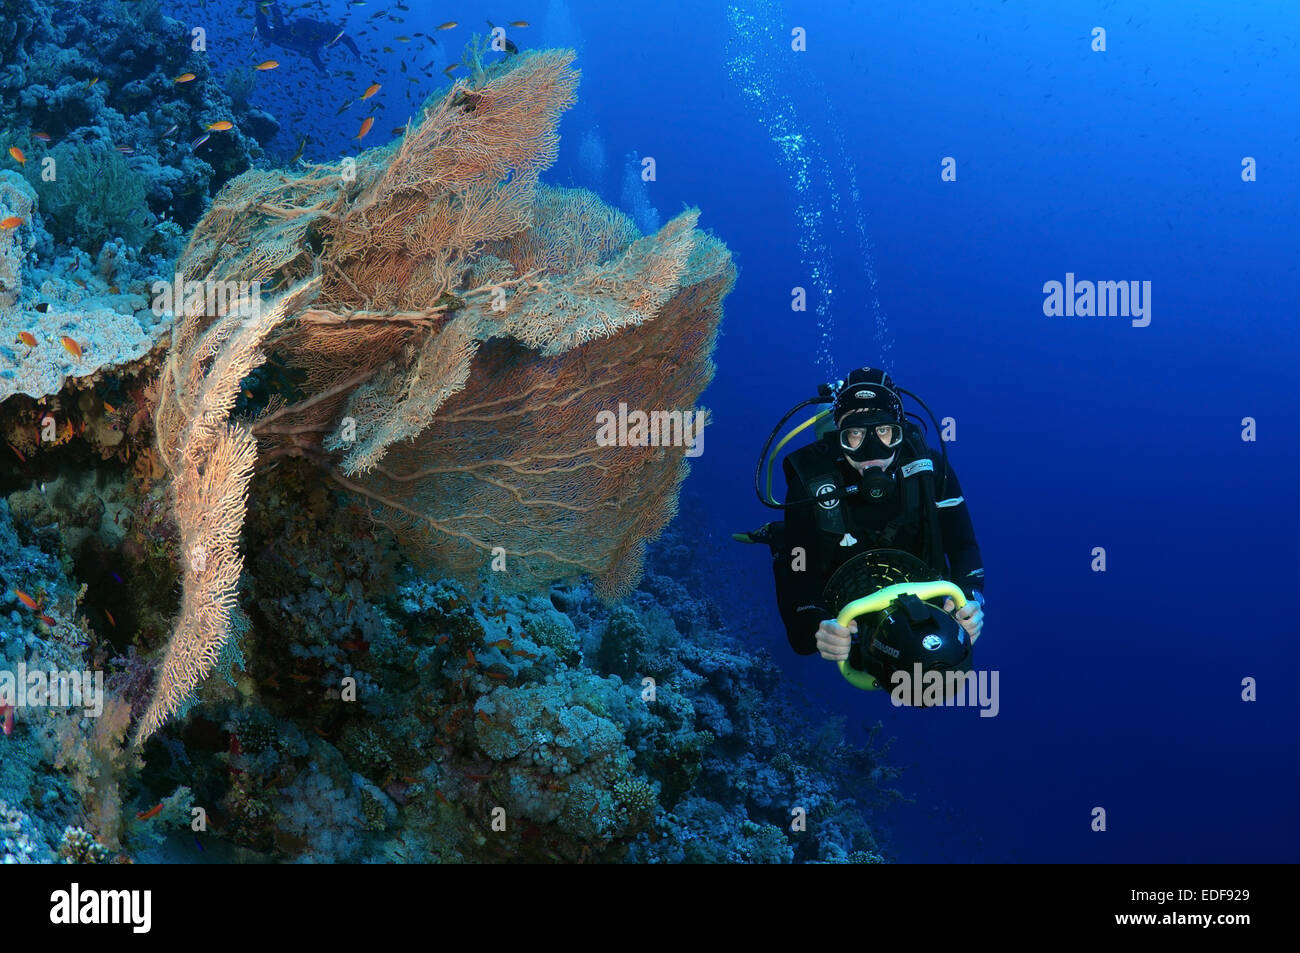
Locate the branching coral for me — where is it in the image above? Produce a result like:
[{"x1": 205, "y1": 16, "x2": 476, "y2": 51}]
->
[
  {"x1": 137, "y1": 48, "x2": 734, "y2": 742},
  {"x1": 136, "y1": 278, "x2": 320, "y2": 743}
]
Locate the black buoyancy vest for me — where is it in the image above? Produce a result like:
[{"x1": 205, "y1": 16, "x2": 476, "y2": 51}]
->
[{"x1": 783, "y1": 425, "x2": 947, "y2": 576}]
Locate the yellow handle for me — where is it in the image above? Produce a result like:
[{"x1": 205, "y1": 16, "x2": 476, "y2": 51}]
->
[{"x1": 835, "y1": 581, "x2": 967, "y2": 690}]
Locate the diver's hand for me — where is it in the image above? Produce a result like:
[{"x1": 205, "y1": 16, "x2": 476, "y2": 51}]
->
[
  {"x1": 943, "y1": 598, "x2": 984, "y2": 643},
  {"x1": 816, "y1": 618, "x2": 856, "y2": 661}
]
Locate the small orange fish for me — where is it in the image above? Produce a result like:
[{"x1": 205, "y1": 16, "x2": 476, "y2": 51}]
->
[
  {"x1": 465, "y1": 648, "x2": 477, "y2": 667},
  {"x1": 39, "y1": 614, "x2": 55, "y2": 627},
  {"x1": 136, "y1": 802, "x2": 164, "y2": 821},
  {"x1": 7, "y1": 442, "x2": 25, "y2": 463},
  {"x1": 1, "y1": 704, "x2": 12, "y2": 737},
  {"x1": 14, "y1": 590, "x2": 38, "y2": 610},
  {"x1": 509, "y1": 21, "x2": 530, "y2": 28},
  {"x1": 435, "y1": 789, "x2": 450, "y2": 805},
  {"x1": 60, "y1": 336, "x2": 83, "y2": 359},
  {"x1": 206, "y1": 120, "x2": 234, "y2": 131},
  {"x1": 360, "y1": 82, "x2": 381, "y2": 100},
  {"x1": 103, "y1": 401, "x2": 116, "y2": 414},
  {"x1": 437, "y1": 21, "x2": 458, "y2": 30},
  {"x1": 86, "y1": 76, "x2": 99, "y2": 88},
  {"x1": 485, "y1": 671, "x2": 509, "y2": 681},
  {"x1": 32, "y1": 131, "x2": 51, "y2": 142},
  {"x1": 354, "y1": 116, "x2": 374, "y2": 142},
  {"x1": 477, "y1": 710, "x2": 490, "y2": 723},
  {"x1": 7, "y1": 146, "x2": 25, "y2": 165},
  {"x1": 255, "y1": 60, "x2": 279, "y2": 71},
  {"x1": 104, "y1": 608, "x2": 116, "y2": 627},
  {"x1": 289, "y1": 673, "x2": 314, "y2": 683},
  {"x1": 491, "y1": 638, "x2": 512, "y2": 650},
  {"x1": 174, "y1": 72, "x2": 196, "y2": 84},
  {"x1": 1, "y1": 216, "x2": 23, "y2": 230},
  {"x1": 436, "y1": 634, "x2": 449, "y2": 646}
]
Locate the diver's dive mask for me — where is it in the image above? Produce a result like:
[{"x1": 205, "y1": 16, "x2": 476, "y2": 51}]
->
[{"x1": 838, "y1": 412, "x2": 903, "y2": 464}]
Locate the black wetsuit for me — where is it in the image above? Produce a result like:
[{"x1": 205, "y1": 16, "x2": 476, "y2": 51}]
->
[{"x1": 773, "y1": 433, "x2": 985, "y2": 655}]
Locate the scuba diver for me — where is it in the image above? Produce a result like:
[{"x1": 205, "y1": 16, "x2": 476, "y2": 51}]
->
[
  {"x1": 736, "y1": 367, "x2": 986, "y2": 698},
  {"x1": 254, "y1": 1, "x2": 361, "y2": 73}
]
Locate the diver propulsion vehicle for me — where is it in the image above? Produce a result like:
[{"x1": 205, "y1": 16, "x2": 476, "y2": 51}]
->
[
  {"x1": 822, "y1": 549, "x2": 975, "y2": 694},
  {"x1": 751, "y1": 382, "x2": 974, "y2": 695}
]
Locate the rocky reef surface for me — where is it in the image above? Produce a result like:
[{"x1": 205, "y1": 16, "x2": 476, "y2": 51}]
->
[{"x1": 0, "y1": 465, "x2": 904, "y2": 864}]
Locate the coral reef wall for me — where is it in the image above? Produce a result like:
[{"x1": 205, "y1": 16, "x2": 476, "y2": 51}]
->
[
  {"x1": 0, "y1": 16, "x2": 903, "y2": 865},
  {"x1": 1, "y1": 0, "x2": 270, "y2": 401}
]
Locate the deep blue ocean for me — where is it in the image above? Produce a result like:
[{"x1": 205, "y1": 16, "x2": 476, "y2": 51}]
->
[
  {"x1": 554, "y1": 0, "x2": 1300, "y2": 864},
  {"x1": 163, "y1": 0, "x2": 1299, "y2": 862}
]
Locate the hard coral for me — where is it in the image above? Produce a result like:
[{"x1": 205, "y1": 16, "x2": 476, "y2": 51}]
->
[
  {"x1": 0, "y1": 171, "x2": 37, "y2": 309},
  {"x1": 57, "y1": 826, "x2": 111, "y2": 864}
]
